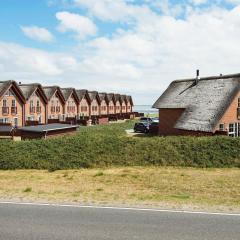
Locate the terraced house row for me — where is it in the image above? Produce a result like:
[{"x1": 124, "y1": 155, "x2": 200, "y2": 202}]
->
[{"x1": 0, "y1": 80, "x2": 134, "y2": 127}]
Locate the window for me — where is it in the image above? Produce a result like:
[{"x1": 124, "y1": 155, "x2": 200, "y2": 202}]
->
[
  {"x1": 12, "y1": 100, "x2": 16, "y2": 107},
  {"x1": 219, "y1": 124, "x2": 224, "y2": 131},
  {"x1": 0, "y1": 118, "x2": 8, "y2": 123},
  {"x1": 13, "y1": 118, "x2": 18, "y2": 127},
  {"x1": 37, "y1": 100, "x2": 40, "y2": 107},
  {"x1": 228, "y1": 123, "x2": 239, "y2": 137},
  {"x1": 238, "y1": 98, "x2": 240, "y2": 108},
  {"x1": 3, "y1": 99, "x2": 7, "y2": 107},
  {"x1": 30, "y1": 100, "x2": 34, "y2": 108}
]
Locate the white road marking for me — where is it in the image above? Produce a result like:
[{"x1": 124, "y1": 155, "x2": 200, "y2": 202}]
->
[{"x1": 0, "y1": 201, "x2": 239, "y2": 217}]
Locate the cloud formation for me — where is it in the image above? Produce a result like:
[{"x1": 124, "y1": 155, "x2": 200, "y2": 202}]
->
[
  {"x1": 56, "y1": 11, "x2": 97, "y2": 40},
  {"x1": 21, "y1": 26, "x2": 54, "y2": 42},
  {"x1": 2, "y1": 1, "x2": 240, "y2": 104}
]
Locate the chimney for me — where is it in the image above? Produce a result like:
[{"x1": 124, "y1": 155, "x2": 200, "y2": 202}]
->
[{"x1": 195, "y1": 69, "x2": 200, "y2": 85}]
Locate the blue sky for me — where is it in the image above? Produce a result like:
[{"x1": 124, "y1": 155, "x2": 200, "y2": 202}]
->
[{"x1": 0, "y1": 0, "x2": 240, "y2": 104}]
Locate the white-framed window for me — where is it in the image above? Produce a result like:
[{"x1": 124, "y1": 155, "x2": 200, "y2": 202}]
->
[
  {"x1": 229, "y1": 123, "x2": 234, "y2": 137},
  {"x1": 219, "y1": 124, "x2": 224, "y2": 131},
  {"x1": 228, "y1": 123, "x2": 239, "y2": 137},
  {"x1": 0, "y1": 118, "x2": 9, "y2": 123}
]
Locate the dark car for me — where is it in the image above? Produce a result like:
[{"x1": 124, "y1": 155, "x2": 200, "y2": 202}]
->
[
  {"x1": 134, "y1": 122, "x2": 150, "y2": 133},
  {"x1": 139, "y1": 117, "x2": 153, "y2": 122},
  {"x1": 149, "y1": 121, "x2": 159, "y2": 134},
  {"x1": 139, "y1": 117, "x2": 159, "y2": 123}
]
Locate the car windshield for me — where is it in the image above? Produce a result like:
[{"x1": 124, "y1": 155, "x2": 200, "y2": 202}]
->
[{"x1": 141, "y1": 121, "x2": 150, "y2": 126}]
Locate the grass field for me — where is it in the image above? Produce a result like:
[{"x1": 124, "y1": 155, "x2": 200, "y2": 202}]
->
[
  {"x1": 0, "y1": 120, "x2": 240, "y2": 170},
  {"x1": 0, "y1": 167, "x2": 239, "y2": 212}
]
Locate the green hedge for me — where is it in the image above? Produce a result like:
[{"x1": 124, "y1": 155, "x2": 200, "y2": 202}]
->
[{"x1": 0, "y1": 121, "x2": 239, "y2": 170}]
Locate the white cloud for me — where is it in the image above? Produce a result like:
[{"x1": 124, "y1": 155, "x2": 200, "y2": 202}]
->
[
  {"x1": 0, "y1": 42, "x2": 77, "y2": 78},
  {"x1": 3, "y1": 1, "x2": 240, "y2": 104},
  {"x1": 56, "y1": 11, "x2": 97, "y2": 40},
  {"x1": 190, "y1": 0, "x2": 208, "y2": 5},
  {"x1": 73, "y1": 0, "x2": 155, "y2": 23},
  {"x1": 21, "y1": 26, "x2": 54, "y2": 43},
  {"x1": 225, "y1": 0, "x2": 240, "y2": 4}
]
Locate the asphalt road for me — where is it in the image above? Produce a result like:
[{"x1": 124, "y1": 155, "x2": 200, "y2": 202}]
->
[{"x1": 0, "y1": 203, "x2": 239, "y2": 240}]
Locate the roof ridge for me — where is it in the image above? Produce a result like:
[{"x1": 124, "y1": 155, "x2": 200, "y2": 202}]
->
[{"x1": 173, "y1": 73, "x2": 240, "y2": 83}]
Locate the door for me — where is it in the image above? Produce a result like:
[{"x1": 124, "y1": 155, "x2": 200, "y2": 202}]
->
[{"x1": 13, "y1": 117, "x2": 18, "y2": 127}]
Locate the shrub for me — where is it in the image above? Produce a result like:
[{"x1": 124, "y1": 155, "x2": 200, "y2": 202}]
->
[{"x1": 0, "y1": 121, "x2": 239, "y2": 169}]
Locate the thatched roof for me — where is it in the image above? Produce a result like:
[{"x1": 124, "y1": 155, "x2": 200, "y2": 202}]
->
[
  {"x1": 0, "y1": 80, "x2": 25, "y2": 103},
  {"x1": 43, "y1": 86, "x2": 65, "y2": 104},
  {"x1": 98, "y1": 92, "x2": 108, "y2": 103},
  {"x1": 61, "y1": 88, "x2": 79, "y2": 103},
  {"x1": 88, "y1": 91, "x2": 100, "y2": 103},
  {"x1": 19, "y1": 83, "x2": 47, "y2": 103},
  {"x1": 153, "y1": 73, "x2": 240, "y2": 132},
  {"x1": 126, "y1": 95, "x2": 133, "y2": 105},
  {"x1": 106, "y1": 93, "x2": 115, "y2": 102}
]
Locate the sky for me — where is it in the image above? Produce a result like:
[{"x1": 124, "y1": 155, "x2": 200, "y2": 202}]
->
[{"x1": 1, "y1": 0, "x2": 240, "y2": 104}]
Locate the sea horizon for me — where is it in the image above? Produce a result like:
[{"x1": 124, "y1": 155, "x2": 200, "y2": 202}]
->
[{"x1": 133, "y1": 105, "x2": 157, "y2": 114}]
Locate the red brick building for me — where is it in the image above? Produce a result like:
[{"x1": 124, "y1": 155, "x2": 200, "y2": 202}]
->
[
  {"x1": 126, "y1": 95, "x2": 134, "y2": 113},
  {"x1": 0, "y1": 80, "x2": 25, "y2": 127},
  {"x1": 88, "y1": 91, "x2": 100, "y2": 117},
  {"x1": 153, "y1": 73, "x2": 240, "y2": 137},
  {"x1": 98, "y1": 92, "x2": 109, "y2": 117},
  {"x1": 76, "y1": 89, "x2": 91, "y2": 118},
  {"x1": 61, "y1": 88, "x2": 79, "y2": 119},
  {"x1": 19, "y1": 83, "x2": 48, "y2": 125},
  {"x1": 43, "y1": 86, "x2": 66, "y2": 121}
]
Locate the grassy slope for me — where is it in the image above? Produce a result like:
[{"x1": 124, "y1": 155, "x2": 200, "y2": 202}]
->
[
  {"x1": 0, "y1": 120, "x2": 240, "y2": 170},
  {"x1": 0, "y1": 167, "x2": 239, "y2": 211}
]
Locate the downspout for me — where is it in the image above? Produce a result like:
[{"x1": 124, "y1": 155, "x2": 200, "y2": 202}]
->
[
  {"x1": 22, "y1": 103, "x2": 25, "y2": 127},
  {"x1": 45, "y1": 102, "x2": 48, "y2": 124}
]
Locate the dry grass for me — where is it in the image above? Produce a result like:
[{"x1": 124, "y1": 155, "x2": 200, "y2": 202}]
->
[{"x1": 0, "y1": 167, "x2": 239, "y2": 212}]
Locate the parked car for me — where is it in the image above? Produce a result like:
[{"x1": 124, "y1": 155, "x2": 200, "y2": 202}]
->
[
  {"x1": 140, "y1": 117, "x2": 159, "y2": 123},
  {"x1": 134, "y1": 122, "x2": 150, "y2": 133},
  {"x1": 149, "y1": 121, "x2": 159, "y2": 134},
  {"x1": 151, "y1": 117, "x2": 159, "y2": 123},
  {"x1": 139, "y1": 117, "x2": 152, "y2": 122}
]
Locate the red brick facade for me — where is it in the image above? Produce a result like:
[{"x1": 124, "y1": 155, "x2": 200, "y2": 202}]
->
[{"x1": 158, "y1": 91, "x2": 240, "y2": 136}]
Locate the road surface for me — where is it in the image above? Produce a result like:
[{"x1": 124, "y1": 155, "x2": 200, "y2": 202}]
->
[{"x1": 0, "y1": 202, "x2": 239, "y2": 240}]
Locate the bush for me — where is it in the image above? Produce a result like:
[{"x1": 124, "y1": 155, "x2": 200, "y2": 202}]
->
[{"x1": 0, "y1": 121, "x2": 239, "y2": 169}]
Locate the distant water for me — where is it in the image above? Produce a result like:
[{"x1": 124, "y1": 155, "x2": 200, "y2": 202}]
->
[{"x1": 133, "y1": 105, "x2": 157, "y2": 114}]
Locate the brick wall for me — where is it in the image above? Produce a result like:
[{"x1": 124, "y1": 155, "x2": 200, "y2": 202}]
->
[
  {"x1": 79, "y1": 98, "x2": 90, "y2": 117},
  {"x1": 48, "y1": 93, "x2": 64, "y2": 120},
  {"x1": 0, "y1": 87, "x2": 23, "y2": 127},
  {"x1": 64, "y1": 94, "x2": 78, "y2": 118},
  {"x1": 158, "y1": 108, "x2": 186, "y2": 136},
  {"x1": 214, "y1": 91, "x2": 240, "y2": 133}
]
